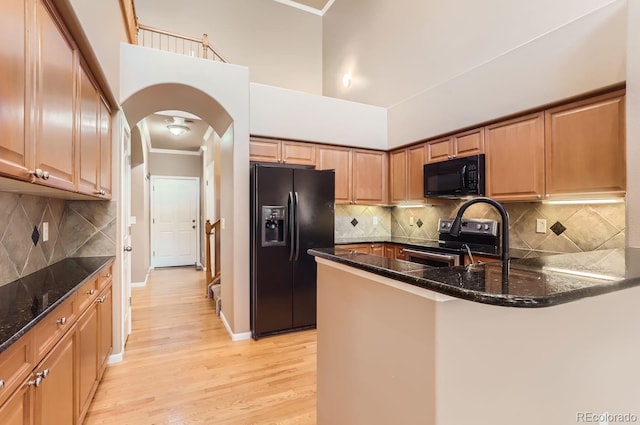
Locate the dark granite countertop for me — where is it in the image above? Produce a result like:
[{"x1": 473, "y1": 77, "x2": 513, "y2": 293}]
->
[
  {"x1": 334, "y1": 236, "x2": 539, "y2": 259},
  {"x1": 309, "y1": 247, "x2": 640, "y2": 308},
  {"x1": 0, "y1": 256, "x2": 115, "y2": 354}
]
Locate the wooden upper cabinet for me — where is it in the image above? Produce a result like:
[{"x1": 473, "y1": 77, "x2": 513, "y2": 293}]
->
[
  {"x1": 249, "y1": 138, "x2": 280, "y2": 163},
  {"x1": 545, "y1": 90, "x2": 626, "y2": 198},
  {"x1": 77, "y1": 66, "x2": 99, "y2": 196},
  {"x1": 249, "y1": 138, "x2": 316, "y2": 166},
  {"x1": 389, "y1": 150, "x2": 407, "y2": 203},
  {"x1": 316, "y1": 145, "x2": 352, "y2": 204},
  {"x1": 353, "y1": 149, "x2": 387, "y2": 205},
  {"x1": 281, "y1": 141, "x2": 315, "y2": 165},
  {"x1": 98, "y1": 98, "x2": 112, "y2": 199},
  {"x1": 0, "y1": 0, "x2": 31, "y2": 181},
  {"x1": 33, "y1": 0, "x2": 77, "y2": 192},
  {"x1": 427, "y1": 128, "x2": 484, "y2": 163},
  {"x1": 407, "y1": 144, "x2": 426, "y2": 201},
  {"x1": 390, "y1": 144, "x2": 426, "y2": 203},
  {"x1": 453, "y1": 128, "x2": 484, "y2": 158},
  {"x1": 485, "y1": 113, "x2": 545, "y2": 201}
]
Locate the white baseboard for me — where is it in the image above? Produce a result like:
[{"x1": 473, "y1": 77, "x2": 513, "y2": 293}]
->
[
  {"x1": 108, "y1": 352, "x2": 124, "y2": 364},
  {"x1": 130, "y1": 268, "x2": 150, "y2": 287},
  {"x1": 220, "y1": 311, "x2": 252, "y2": 341}
]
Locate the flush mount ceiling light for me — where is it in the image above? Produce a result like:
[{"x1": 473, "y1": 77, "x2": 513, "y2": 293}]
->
[{"x1": 165, "y1": 117, "x2": 192, "y2": 136}]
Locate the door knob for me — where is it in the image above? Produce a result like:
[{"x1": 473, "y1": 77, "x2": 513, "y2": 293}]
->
[{"x1": 124, "y1": 246, "x2": 133, "y2": 252}]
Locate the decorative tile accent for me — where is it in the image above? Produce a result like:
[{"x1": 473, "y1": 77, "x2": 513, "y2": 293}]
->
[
  {"x1": 31, "y1": 226, "x2": 40, "y2": 246},
  {"x1": 0, "y1": 193, "x2": 117, "y2": 287},
  {"x1": 350, "y1": 218, "x2": 359, "y2": 227},
  {"x1": 550, "y1": 221, "x2": 567, "y2": 236},
  {"x1": 416, "y1": 219, "x2": 423, "y2": 228}
]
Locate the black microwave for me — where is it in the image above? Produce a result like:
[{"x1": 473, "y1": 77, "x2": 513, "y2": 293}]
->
[{"x1": 423, "y1": 154, "x2": 485, "y2": 198}]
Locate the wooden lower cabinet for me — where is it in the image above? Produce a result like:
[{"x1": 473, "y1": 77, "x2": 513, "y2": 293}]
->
[
  {"x1": 0, "y1": 263, "x2": 113, "y2": 425},
  {"x1": 0, "y1": 380, "x2": 31, "y2": 425},
  {"x1": 384, "y1": 245, "x2": 396, "y2": 259},
  {"x1": 464, "y1": 254, "x2": 499, "y2": 265},
  {"x1": 34, "y1": 331, "x2": 75, "y2": 425}
]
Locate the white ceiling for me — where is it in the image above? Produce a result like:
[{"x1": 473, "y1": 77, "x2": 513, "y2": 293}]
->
[{"x1": 143, "y1": 111, "x2": 211, "y2": 152}]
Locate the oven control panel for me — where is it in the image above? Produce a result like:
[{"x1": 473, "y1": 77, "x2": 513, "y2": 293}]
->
[{"x1": 438, "y1": 218, "x2": 498, "y2": 237}]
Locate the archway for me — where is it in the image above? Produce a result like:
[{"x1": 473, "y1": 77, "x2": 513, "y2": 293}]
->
[{"x1": 118, "y1": 44, "x2": 252, "y2": 351}]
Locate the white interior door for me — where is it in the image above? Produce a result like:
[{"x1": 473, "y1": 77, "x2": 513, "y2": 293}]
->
[{"x1": 151, "y1": 176, "x2": 200, "y2": 267}]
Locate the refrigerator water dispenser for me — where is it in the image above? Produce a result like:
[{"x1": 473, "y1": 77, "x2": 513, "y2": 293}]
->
[{"x1": 261, "y1": 206, "x2": 286, "y2": 247}]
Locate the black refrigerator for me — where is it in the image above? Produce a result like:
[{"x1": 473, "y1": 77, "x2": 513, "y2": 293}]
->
[{"x1": 250, "y1": 163, "x2": 335, "y2": 339}]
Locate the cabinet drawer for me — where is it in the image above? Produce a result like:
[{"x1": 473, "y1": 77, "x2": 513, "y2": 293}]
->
[
  {"x1": 35, "y1": 294, "x2": 77, "y2": 360},
  {"x1": 0, "y1": 330, "x2": 34, "y2": 407},
  {"x1": 97, "y1": 263, "x2": 113, "y2": 291},
  {"x1": 78, "y1": 277, "x2": 99, "y2": 313}
]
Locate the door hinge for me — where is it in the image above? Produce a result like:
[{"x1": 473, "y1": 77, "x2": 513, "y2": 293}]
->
[
  {"x1": 153, "y1": 251, "x2": 155, "y2": 256},
  {"x1": 153, "y1": 218, "x2": 155, "y2": 224},
  {"x1": 129, "y1": 297, "x2": 132, "y2": 306}
]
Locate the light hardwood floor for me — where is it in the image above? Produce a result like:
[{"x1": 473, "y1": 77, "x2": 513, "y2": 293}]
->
[{"x1": 85, "y1": 267, "x2": 317, "y2": 425}]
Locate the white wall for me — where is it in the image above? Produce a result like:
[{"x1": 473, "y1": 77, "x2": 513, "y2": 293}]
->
[
  {"x1": 135, "y1": 0, "x2": 322, "y2": 95},
  {"x1": 387, "y1": 1, "x2": 626, "y2": 147},
  {"x1": 627, "y1": 1, "x2": 640, "y2": 247},
  {"x1": 250, "y1": 83, "x2": 388, "y2": 150},
  {"x1": 148, "y1": 152, "x2": 202, "y2": 177}
]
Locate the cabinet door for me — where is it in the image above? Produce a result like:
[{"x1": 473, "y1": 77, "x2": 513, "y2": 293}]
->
[
  {"x1": 383, "y1": 245, "x2": 396, "y2": 259},
  {"x1": 453, "y1": 128, "x2": 484, "y2": 158},
  {"x1": 249, "y1": 138, "x2": 280, "y2": 163},
  {"x1": 426, "y1": 137, "x2": 453, "y2": 163},
  {"x1": 281, "y1": 141, "x2": 315, "y2": 166},
  {"x1": 395, "y1": 246, "x2": 406, "y2": 260},
  {"x1": 0, "y1": 0, "x2": 31, "y2": 181},
  {"x1": 485, "y1": 113, "x2": 545, "y2": 201},
  {"x1": 389, "y1": 150, "x2": 407, "y2": 203},
  {"x1": 98, "y1": 99, "x2": 112, "y2": 198},
  {"x1": 33, "y1": 332, "x2": 75, "y2": 425},
  {"x1": 77, "y1": 67, "x2": 99, "y2": 196},
  {"x1": 353, "y1": 150, "x2": 387, "y2": 205},
  {"x1": 545, "y1": 90, "x2": 625, "y2": 198},
  {"x1": 407, "y1": 144, "x2": 426, "y2": 201},
  {"x1": 316, "y1": 146, "x2": 352, "y2": 204},
  {"x1": 370, "y1": 244, "x2": 384, "y2": 257},
  {"x1": 34, "y1": 0, "x2": 77, "y2": 192},
  {"x1": 97, "y1": 285, "x2": 113, "y2": 377},
  {"x1": 77, "y1": 306, "x2": 98, "y2": 424},
  {"x1": 0, "y1": 379, "x2": 32, "y2": 425}
]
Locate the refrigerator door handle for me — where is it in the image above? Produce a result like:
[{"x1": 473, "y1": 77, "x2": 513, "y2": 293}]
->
[
  {"x1": 294, "y1": 191, "x2": 300, "y2": 261},
  {"x1": 288, "y1": 191, "x2": 295, "y2": 261}
]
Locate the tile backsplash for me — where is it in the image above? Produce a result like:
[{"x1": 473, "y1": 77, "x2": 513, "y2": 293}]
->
[
  {"x1": 336, "y1": 200, "x2": 626, "y2": 255},
  {"x1": 0, "y1": 193, "x2": 116, "y2": 287}
]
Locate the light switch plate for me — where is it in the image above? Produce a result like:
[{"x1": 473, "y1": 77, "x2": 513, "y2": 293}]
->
[
  {"x1": 373, "y1": 216, "x2": 378, "y2": 225},
  {"x1": 409, "y1": 216, "x2": 415, "y2": 226},
  {"x1": 536, "y1": 219, "x2": 547, "y2": 234},
  {"x1": 42, "y1": 222, "x2": 49, "y2": 242}
]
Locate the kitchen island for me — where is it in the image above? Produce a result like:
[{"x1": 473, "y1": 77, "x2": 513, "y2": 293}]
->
[{"x1": 309, "y1": 248, "x2": 640, "y2": 425}]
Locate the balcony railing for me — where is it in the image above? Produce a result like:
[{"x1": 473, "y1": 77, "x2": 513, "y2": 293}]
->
[{"x1": 137, "y1": 23, "x2": 228, "y2": 63}]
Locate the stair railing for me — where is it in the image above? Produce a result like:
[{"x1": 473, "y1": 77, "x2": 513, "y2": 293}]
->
[{"x1": 138, "y1": 23, "x2": 228, "y2": 63}]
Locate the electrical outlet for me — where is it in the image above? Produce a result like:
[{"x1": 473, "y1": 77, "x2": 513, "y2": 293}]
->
[
  {"x1": 409, "y1": 216, "x2": 415, "y2": 226},
  {"x1": 42, "y1": 222, "x2": 49, "y2": 242},
  {"x1": 373, "y1": 216, "x2": 378, "y2": 225},
  {"x1": 536, "y1": 218, "x2": 547, "y2": 234}
]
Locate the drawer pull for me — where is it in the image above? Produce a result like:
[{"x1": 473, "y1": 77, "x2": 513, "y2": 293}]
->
[
  {"x1": 87, "y1": 289, "x2": 96, "y2": 295},
  {"x1": 36, "y1": 369, "x2": 50, "y2": 379},
  {"x1": 28, "y1": 376, "x2": 42, "y2": 387},
  {"x1": 104, "y1": 273, "x2": 112, "y2": 278},
  {"x1": 97, "y1": 296, "x2": 106, "y2": 303},
  {"x1": 56, "y1": 317, "x2": 67, "y2": 325},
  {"x1": 0, "y1": 379, "x2": 4, "y2": 390}
]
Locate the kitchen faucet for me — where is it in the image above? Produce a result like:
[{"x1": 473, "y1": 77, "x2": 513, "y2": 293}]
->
[{"x1": 450, "y1": 197, "x2": 510, "y2": 262}]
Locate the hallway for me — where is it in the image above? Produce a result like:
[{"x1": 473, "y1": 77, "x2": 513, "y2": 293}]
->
[{"x1": 85, "y1": 267, "x2": 317, "y2": 424}]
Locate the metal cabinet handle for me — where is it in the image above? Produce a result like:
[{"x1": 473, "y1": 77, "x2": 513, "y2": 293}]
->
[
  {"x1": 97, "y1": 296, "x2": 106, "y2": 303},
  {"x1": 94, "y1": 189, "x2": 106, "y2": 196},
  {"x1": 452, "y1": 154, "x2": 457, "y2": 158},
  {"x1": 86, "y1": 289, "x2": 96, "y2": 295},
  {"x1": 537, "y1": 194, "x2": 542, "y2": 199},
  {"x1": 56, "y1": 317, "x2": 67, "y2": 325},
  {"x1": 124, "y1": 246, "x2": 133, "y2": 252},
  {"x1": 28, "y1": 376, "x2": 42, "y2": 387},
  {"x1": 104, "y1": 273, "x2": 112, "y2": 278},
  {"x1": 42, "y1": 171, "x2": 50, "y2": 180},
  {"x1": 28, "y1": 169, "x2": 44, "y2": 178},
  {"x1": 0, "y1": 379, "x2": 4, "y2": 391},
  {"x1": 36, "y1": 369, "x2": 50, "y2": 379}
]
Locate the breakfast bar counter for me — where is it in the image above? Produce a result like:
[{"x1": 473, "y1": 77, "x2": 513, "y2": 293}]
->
[{"x1": 309, "y1": 248, "x2": 640, "y2": 425}]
